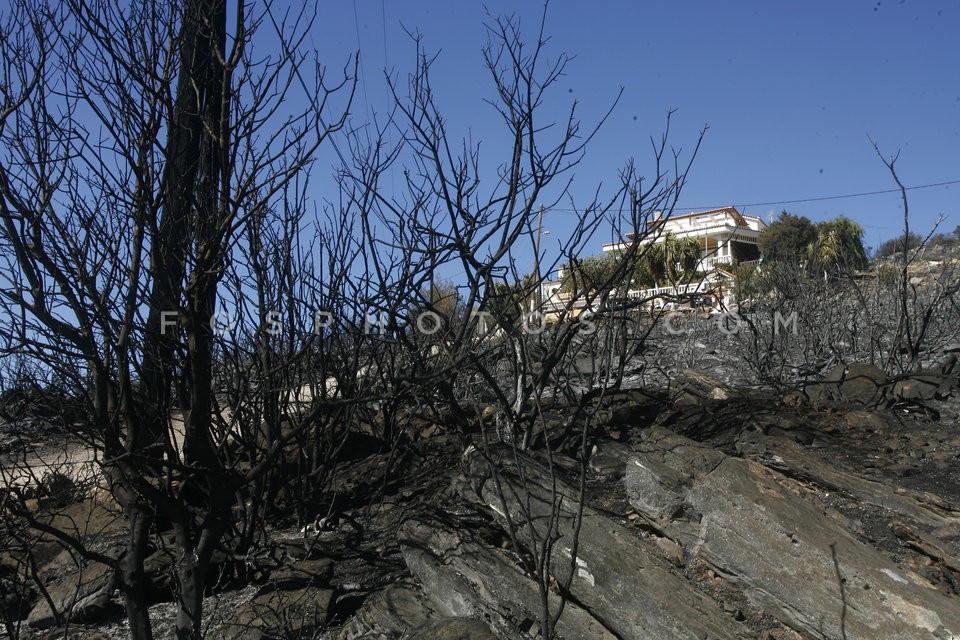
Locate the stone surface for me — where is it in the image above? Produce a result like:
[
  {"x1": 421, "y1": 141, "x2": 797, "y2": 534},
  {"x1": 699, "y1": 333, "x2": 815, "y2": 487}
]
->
[
  {"x1": 406, "y1": 617, "x2": 497, "y2": 639},
  {"x1": 27, "y1": 560, "x2": 116, "y2": 628},
  {"x1": 334, "y1": 581, "x2": 437, "y2": 640},
  {"x1": 805, "y1": 363, "x2": 890, "y2": 408},
  {"x1": 670, "y1": 368, "x2": 735, "y2": 404},
  {"x1": 894, "y1": 376, "x2": 945, "y2": 402},
  {"x1": 735, "y1": 429, "x2": 960, "y2": 529},
  {"x1": 628, "y1": 428, "x2": 960, "y2": 640},
  {"x1": 587, "y1": 440, "x2": 631, "y2": 480},
  {"x1": 222, "y1": 585, "x2": 334, "y2": 640},
  {"x1": 268, "y1": 558, "x2": 334, "y2": 590},
  {"x1": 841, "y1": 363, "x2": 887, "y2": 405},
  {"x1": 463, "y1": 444, "x2": 752, "y2": 639},
  {"x1": 399, "y1": 518, "x2": 614, "y2": 640},
  {"x1": 890, "y1": 520, "x2": 960, "y2": 574}
]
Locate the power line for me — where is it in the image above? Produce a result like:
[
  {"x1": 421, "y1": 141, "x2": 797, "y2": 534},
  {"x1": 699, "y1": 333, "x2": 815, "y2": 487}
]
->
[
  {"x1": 538, "y1": 179, "x2": 958, "y2": 213},
  {"x1": 380, "y1": 0, "x2": 389, "y2": 73},
  {"x1": 678, "y1": 179, "x2": 960, "y2": 211},
  {"x1": 352, "y1": 0, "x2": 370, "y2": 123}
]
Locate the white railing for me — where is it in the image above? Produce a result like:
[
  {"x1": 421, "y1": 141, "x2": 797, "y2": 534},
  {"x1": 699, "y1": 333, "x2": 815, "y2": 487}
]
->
[
  {"x1": 699, "y1": 255, "x2": 727, "y2": 268},
  {"x1": 625, "y1": 281, "x2": 710, "y2": 300},
  {"x1": 538, "y1": 275, "x2": 733, "y2": 315}
]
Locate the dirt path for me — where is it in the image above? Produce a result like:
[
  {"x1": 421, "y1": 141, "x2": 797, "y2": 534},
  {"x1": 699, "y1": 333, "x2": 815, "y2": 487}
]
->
[
  {"x1": 0, "y1": 435, "x2": 100, "y2": 490},
  {"x1": 0, "y1": 411, "x2": 193, "y2": 491}
]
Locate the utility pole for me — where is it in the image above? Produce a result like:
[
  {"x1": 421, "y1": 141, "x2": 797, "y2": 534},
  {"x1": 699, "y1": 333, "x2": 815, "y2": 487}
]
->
[{"x1": 532, "y1": 205, "x2": 544, "y2": 314}]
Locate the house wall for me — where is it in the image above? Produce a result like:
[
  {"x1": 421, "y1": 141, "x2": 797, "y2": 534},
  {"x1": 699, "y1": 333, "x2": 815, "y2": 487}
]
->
[{"x1": 602, "y1": 207, "x2": 766, "y2": 268}]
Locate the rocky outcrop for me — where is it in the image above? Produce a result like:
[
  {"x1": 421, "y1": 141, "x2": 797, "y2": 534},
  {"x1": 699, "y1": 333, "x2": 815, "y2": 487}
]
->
[
  {"x1": 461, "y1": 444, "x2": 754, "y2": 639},
  {"x1": 804, "y1": 357, "x2": 959, "y2": 408},
  {"x1": 27, "y1": 559, "x2": 117, "y2": 628},
  {"x1": 669, "y1": 368, "x2": 736, "y2": 404},
  {"x1": 626, "y1": 427, "x2": 960, "y2": 640},
  {"x1": 405, "y1": 616, "x2": 497, "y2": 639},
  {"x1": 805, "y1": 363, "x2": 888, "y2": 407},
  {"x1": 333, "y1": 581, "x2": 438, "y2": 640},
  {"x1": 222, "y1": 582, "x2": 334, "y2": 640},
  {"x1": 399, "y1": 518, "x2": 614, "y2": 639},
  {"x1": 6, "y1": 361, "x2": 960, "y2": 639},
  {"x1": 735, "y1": 428, "x2": 960, "y2": 529}
]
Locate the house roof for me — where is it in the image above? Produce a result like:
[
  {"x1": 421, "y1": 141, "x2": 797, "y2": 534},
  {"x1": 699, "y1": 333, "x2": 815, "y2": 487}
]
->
[
  {"x1": 604, "y1": 206, "x2": 766, "y2": 250},
  {"x1": 649, "y1": 206, "x2": 764, "y2": 229}
]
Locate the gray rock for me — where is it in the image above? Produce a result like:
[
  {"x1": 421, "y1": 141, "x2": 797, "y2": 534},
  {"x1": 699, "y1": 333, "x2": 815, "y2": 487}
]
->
[
  {"x1": 823, "y1": 363, "x2": 847, "y2": 384},
  {"x1": 462, "y1": 444, "x2": 751, "y2": 639},
  {"x1": 27, "y1": 560, "x2": 116, "y2": 628},
  {"x1": 841, "y1": 363, "x2": 887, "y2": 405},
  {"x1": 735, "y1": 429, "x2": 960, "y2": 528},
  {"x1": 805, "y1": 363, "x2": 892, "y2": 408},
  {"x1": 894, "y1": 377, "x2": 943, "y2": 401},
  {"x1": 222, "y1": 585, "x2": 334, "y2": 640},
  {"x1": 399, "y1": 518, "x2": 614, "y2": 640},
  {"x1": 629, "y1": 428, "x2": 960, "y2": 640},
  {"x1": 588, "y1": 440, "x2": 631, "y2": 480},
  {"x1": 334, "y1": 581, "x2": 437, "y2": 640},
  {"x1": 407, "y1": 617, "x2": 497, "y2": 639},
  {"x1": 805, "y1": 382, "x2": 840, "y2": 408},
  {"x1": 267, "y1": 558, "x2": 334, "y2": 590},
  {"x1": 624, "y1": 455, "x2": 689, "y2": 521},
  {"x1": 670, "y1": 369, "x2": 735, "y2": 404}
]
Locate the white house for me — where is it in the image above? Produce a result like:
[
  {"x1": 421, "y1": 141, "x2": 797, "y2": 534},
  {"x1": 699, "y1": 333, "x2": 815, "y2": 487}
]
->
[
  {"x1": 530, "y1": 206, "x2": 766, "y2": 320},
  {"x1": 601, "y1": 206, "x2": 766, "y2": 269}
]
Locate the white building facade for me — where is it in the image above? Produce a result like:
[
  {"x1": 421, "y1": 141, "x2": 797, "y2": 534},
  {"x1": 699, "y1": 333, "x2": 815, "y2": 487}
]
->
[{"x1": 601, "y1": 206, "x2": 766, "y2": 270}]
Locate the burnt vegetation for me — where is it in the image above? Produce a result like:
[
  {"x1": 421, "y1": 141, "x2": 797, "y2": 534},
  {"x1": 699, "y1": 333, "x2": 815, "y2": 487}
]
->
[{"x1": 1, "y1": 2, "x2": 959, "y2": 640}]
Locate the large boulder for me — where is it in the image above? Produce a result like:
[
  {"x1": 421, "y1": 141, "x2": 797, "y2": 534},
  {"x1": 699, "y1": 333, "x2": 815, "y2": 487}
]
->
[
  {"x1": 805, "y1": 363, "x2": 888, "y2": 408},
  {"x1": 893, "y1": 374, "x2": 953, "y2": 402},
  {"x1": 841, "y1": 363, "x2": 888, "y2": 405},
  {"x1": 27, "y1": 559, "x2": 117, "y2": 629}
]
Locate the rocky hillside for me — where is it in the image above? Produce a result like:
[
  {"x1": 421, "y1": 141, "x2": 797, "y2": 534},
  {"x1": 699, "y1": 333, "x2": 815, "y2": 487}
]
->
[{"x1": 3, "y1": 356, "x2": 960, "y2": 639}]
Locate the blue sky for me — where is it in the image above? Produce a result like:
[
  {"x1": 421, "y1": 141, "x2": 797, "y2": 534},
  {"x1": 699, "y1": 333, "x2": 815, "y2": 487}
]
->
[{"x1": 308, "y1": 0, "x2": 959, "y2": 261}]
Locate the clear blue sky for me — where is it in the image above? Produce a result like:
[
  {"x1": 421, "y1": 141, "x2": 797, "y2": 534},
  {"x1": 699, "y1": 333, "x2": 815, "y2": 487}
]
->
[{"x1": 308, "y1": 0, "x2": 959, "y2": 261}]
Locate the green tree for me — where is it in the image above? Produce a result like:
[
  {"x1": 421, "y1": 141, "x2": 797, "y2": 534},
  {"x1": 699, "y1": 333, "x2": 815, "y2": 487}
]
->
[
  {"x1": 758, "y1": 211, "x2": 818, "y2": 264},
  {"x1": 416, "y1": 280, "x2": 462, "y2": 325},
  {"x1": 562, "y1": 234, "x2": 701, "y2": 295},
  {"x1": 875, "y1": 232, "x2": 923, "y2": 259},
  {"x1": 560, "y1": 254, "x2": 621, "y2": 294},
  {"x1": 640, "y1": 233, "x2": 702, "y2": 286},
  {"x1": 486, "y1": 279, "x2": 534, "y2": 328},
  {"x1": 809, "y1": 216, "x2": 868, "y2": 278}
]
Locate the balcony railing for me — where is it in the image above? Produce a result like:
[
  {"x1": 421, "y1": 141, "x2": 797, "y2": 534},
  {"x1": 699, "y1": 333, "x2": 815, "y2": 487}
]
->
[{"x1": 624, "y1": 281, "x2": 710, "y2": 300}]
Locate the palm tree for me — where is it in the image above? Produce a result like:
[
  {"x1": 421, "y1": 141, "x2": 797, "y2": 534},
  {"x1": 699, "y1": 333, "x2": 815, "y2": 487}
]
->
[
  {"x1": 808, "y1": 216, "x2": 867, "y2": 280},
  {"x1": 642, "y1": 233, "x2": 702, "y2": 286}
]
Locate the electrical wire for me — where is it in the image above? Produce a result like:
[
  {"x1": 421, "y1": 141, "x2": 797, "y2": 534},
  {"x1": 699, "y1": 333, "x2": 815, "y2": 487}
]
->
[
  {"x1": 716, "y1": 179, "x2": 959, "y2": 211},
  {"x1": 537, "y1": 179, "x2": 959, "y2": 213},
  {"x1": 352, "y1": 0, "x2": 371, "y2": 125}
]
